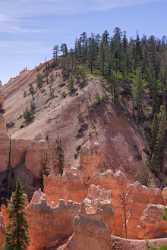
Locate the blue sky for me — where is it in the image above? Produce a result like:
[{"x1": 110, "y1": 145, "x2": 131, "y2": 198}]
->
[{"x1": 0, "y1": 0, "x2": 166, "y2": 83}]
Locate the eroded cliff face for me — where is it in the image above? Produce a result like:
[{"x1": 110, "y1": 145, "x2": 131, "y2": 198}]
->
[
  {"x1": 0, "y1": 134, "x2": 62, "y2": 200},
  {"x1": 0, "y1": 152, "x2": 167, "y2": 249},
  {"x1": 0, "y1": 84, "x2": 64, "y2": 201},
  {"x1": 44, "y1": 168, "x2": 167, "y2": 240},
  {"x1": 1, "y1": 169, "x2": 167, "y2": 250},
  {"x1": 0, "y1": 62, "x2": 167, "y2": 250}
]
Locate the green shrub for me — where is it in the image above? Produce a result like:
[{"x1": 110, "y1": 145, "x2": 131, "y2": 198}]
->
[{"x1": 23, "y1": 108, "x2": 34, "y2": 124}]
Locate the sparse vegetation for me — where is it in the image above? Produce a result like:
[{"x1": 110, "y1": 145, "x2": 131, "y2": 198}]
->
[
  {"x1": 68, "y1": 74, "x2": 76, "y2": 95},
  {"x1": 90, "y1": 94, "x2": 107, "y2": 111},
  {"x1": 29, "y1": 83, "x2": 35, "y2": 97},
  {"x1": 75, "y1": 67, "x2": 87, "y2": 88},
  {"x1": 48, "y1": 73, "x2": 54, "y2": 98},
  {"x1": 23, "y1": 108, "x2": 34, "y2": 124},
  {"x1": 36, "y1": 73, "x2": 44, "y2": 89}
]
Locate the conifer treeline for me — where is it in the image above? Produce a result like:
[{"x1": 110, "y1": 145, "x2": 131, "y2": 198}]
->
[
  {"x1": 54, "y1": 27, "x2": 167, "y2": 84},
  {"x1": 53, "y1": 27, "x2": 167, "y2": 122}
]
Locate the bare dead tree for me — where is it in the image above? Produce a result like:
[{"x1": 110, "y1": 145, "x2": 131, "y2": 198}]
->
[{"x1": 120, "y1": 190, "x2": 129, "y2": 239}]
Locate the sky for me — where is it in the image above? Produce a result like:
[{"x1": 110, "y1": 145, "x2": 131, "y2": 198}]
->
[{"x1": 0, "y1": 0, "x2": 166, "y2": 83}]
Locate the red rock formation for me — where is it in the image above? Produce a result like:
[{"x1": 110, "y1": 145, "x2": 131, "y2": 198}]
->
[
  {"x1": 92, "y1": 170, "x2": 164, "y2": 238},
  {"x1": 27, "y1": 190, "x2": 80, "y2": 250},
  {"x1": 44, "y1": 172, "x2": 88, "y2": 205}
]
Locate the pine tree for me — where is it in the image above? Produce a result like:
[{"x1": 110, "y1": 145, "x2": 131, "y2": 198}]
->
[
  {"x1": 132, "y1": 70, "x2": 145, "y2": 123},
  {"x1": 109, "y1": 73, "x2": 119, "y2": 104},
  {"x1": 134, "y1": 34, "x2": 143, "y2": 70},
  {"x1": 61, "y1": 43, "x2": 68, "y2": 57},
  {"x1": 98, "y1": 42, "x2": 105, "y2": 75},
  {"x1": 88, "y1": 35, "x2": 97, "y2": 73},
  {"x1": 5, "y1": 182, "x2": 29, "y2": 250},
  {"x1": 149, "y1": 112, "x2": 159, "y2": 158},
  {"x1": 80, "y1": 32, "x2": 88, "y2": 63},
  {"x1": 150, "y1": 106, "x2": 167, "y2": 175},
  {"x1": 111, "y1": 27, "x2": 122, "y2": 76},
  {"x1": 53, "y1": 45, "x2": 59, "y2": 63},
  {"x1": 121, "y1": 31, "x2": 128, "y2": 78},
  {"x1": 68, "y1": 74, "x2": 76, "y2": 95}
]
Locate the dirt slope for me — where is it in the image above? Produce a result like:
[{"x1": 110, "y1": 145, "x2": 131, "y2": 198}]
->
[{"x1": 3, "y1": 62, "x2": 147, "y2": 179}]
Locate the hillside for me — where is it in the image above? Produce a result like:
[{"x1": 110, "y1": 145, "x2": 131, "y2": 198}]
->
[
  {"x1": 1, "y1": 28, "x2": 167, "y2": 250},
  {"x1": 2, "y1": 60, "x2": 148, "y2": 181}
]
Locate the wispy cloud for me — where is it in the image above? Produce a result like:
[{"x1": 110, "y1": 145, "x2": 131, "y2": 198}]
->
[
  {"x1": 0, "y1": 0, "x2": 162, "y2": 17},
  {"x1": 0, "y1": 0, "x2": 162, "y2": 33}
]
